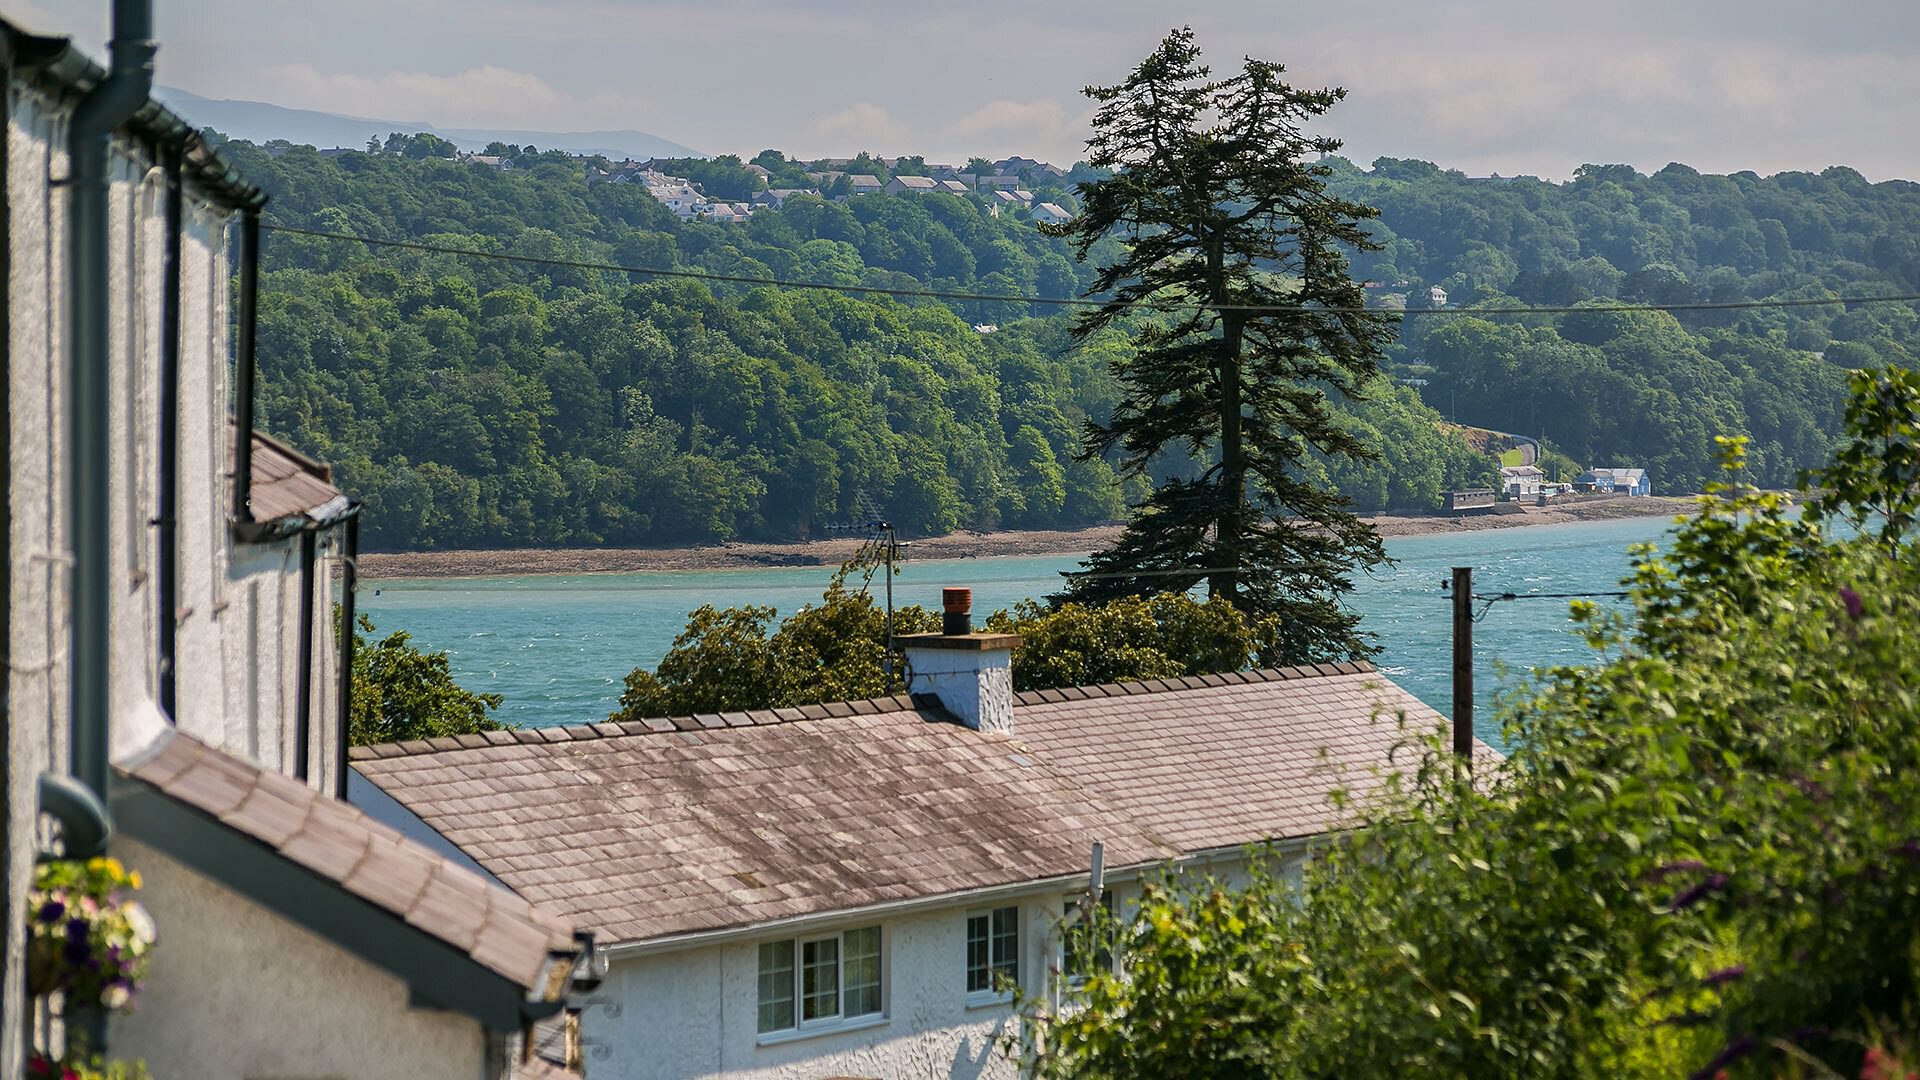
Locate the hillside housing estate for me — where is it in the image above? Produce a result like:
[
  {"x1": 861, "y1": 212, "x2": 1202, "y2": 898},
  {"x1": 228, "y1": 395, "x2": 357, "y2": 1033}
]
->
[{"x1": 587, "y1": 155, "x2": 1058, "y2": 223}]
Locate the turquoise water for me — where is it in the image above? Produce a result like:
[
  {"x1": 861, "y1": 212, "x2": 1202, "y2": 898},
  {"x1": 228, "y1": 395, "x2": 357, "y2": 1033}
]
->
[{"x1": 361, "y1": 515, "x2": 1677, "y2": 735}]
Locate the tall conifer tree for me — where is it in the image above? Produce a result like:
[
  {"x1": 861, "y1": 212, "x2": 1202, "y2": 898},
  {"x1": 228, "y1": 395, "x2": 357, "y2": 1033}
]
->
[{"x1": 1048, "y1": 27, "x2": 1395, "y2": 661}]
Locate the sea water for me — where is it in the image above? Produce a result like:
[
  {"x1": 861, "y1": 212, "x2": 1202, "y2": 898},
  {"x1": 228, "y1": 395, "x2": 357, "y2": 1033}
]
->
[{"x1": 361, "y1": 514, "x2": 1677, "y2": 744}]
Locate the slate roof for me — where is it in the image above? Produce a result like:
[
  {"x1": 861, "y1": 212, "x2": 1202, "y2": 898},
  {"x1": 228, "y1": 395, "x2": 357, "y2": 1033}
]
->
[
  {"x1": 1014, "y1": 666, "x2": 1486, "y2": 852},
  {"x1": 231, "y1": 423, "x2": 351, "y2": 527},
  {"x1": 353, "y1": 663, "x2": 1484, "y2": 947},
  {"x1": 889, "y1": 174, "x2": 937, "y2": 189},
  {"x1": 120, "y1": 728, "x2": 580, "y2": 994},
  {"x1": 352, "y1": 697, "x2": 1174, "y2": 945}
]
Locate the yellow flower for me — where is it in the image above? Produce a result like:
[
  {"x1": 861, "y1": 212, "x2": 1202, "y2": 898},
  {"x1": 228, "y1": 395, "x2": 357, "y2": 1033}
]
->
[{"x1": 127, "y1": 870, "x2": 143, "y2": 890}]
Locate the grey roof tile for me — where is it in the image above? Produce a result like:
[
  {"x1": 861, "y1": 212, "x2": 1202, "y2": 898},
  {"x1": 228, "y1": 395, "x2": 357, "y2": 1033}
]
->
[{"x1": 354, "y1": 668, "x2": 1497, "y2": 948}]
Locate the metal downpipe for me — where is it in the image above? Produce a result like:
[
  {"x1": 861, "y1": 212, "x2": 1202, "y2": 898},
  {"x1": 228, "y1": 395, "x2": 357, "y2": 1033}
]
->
[
  {"x1": 65, "y1": 2, "x2": 156, "y2": 1058},
  {"x1": 67, "y1": 0, "x2": 155, "y2": 800}
]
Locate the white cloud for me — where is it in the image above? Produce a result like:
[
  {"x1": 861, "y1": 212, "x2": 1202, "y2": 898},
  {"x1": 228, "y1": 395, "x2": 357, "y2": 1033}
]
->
[
  {"x1": 255, "y1": 63, "x2": 647, "y2": 130},
  {"x1": 810, "y1": 102, "x2": 906, "y2": 150}
]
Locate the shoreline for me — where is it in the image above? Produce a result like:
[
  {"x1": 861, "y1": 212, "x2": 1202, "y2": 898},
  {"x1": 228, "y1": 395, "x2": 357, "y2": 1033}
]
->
[{"x1": 356, "y1": 495, "x2": 1695, "y2": 581}]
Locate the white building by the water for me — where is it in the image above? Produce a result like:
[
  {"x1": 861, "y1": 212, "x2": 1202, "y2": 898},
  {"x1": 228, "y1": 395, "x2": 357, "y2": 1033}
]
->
[
  {"x1": 353, "y1": 613, "x2": 1491, "y2": 1079},
  {"x1": 2, "y1": 13, "x2": 592, "y2": 1077}
]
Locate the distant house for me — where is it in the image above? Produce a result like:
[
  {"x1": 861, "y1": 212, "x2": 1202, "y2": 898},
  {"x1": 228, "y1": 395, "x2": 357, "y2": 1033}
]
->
[
  {"x1": 699, "y1": 202, "x2": 754, "y2": 224},
  {"x1": 744, "y1": 162, "x2": 770, "y2": 180},
  {"x1": 805, "y1": 170, "x2": 846, "y2": 186},
  {"x1": 641, "y1": 172, "x2": 706, "y2": 217},
  {"x1": 317, "y1": 146, "x2": 355, "y2": 158},
  {"x1": 1575, "y1": 467, "x2": 1652, "y2": 496},
  {"x1": 847, "y1": 174, "x2": 885, "y2": 194},
  {"x1": 1500, "y1": 465, "x2": 1545, "y2": 499},
  {"x1": 975, "y1": 174, "x2": 1021, "y2": 191},
  {"x1": 1011, "y1": 189, "x2": 1035, "y2": 204},
  {"x1": 1428, "y1": 285, "x2": 1448, "y2": 307},
  {"x1": 885, "y1": 174, "x2": 938, "y2": 194},
  {"x1": 937, "y1": 178, "x2": 971, "y2": 195},
  {"x1": 995, "y1": 155, "x2": 1043, "y2": 174},
  {"x1": 753, "y1": 188, "x2": 810, "y2": 209},
  {"x1": 1031, "y1": 201, "x2": 1073, "y2": 225}
]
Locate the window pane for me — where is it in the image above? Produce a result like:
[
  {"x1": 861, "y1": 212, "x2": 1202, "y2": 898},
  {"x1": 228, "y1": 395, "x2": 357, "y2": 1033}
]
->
[
  {"x1": 757, "y1": 941, "x2": 795, "y2": 1033},
  {"x1": 966, "y1": 913, "x2": 991, "y2": 992},
  {"x1": 843, "y1": 926, "x2": 882, "y2": 1017},
  {"x1": 802, "y1": 938, "x2": 840, "y2": 1021},
  {"x1": 990, "y1": 906, "x2": 1019, "y2": 985}
]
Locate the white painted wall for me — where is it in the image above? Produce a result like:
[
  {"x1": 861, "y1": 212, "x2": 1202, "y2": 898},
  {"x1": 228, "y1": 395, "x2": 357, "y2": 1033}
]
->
[
  {"x1": 4, "y1": 69, "x2": 351, "y2": 1075},
  {"x1": 586, "y1": 848, "x2": 1302, "y2": 1080},
  {"x1": 109, "y1": 837, "x2": 502, "y2": 1080},
  {"x1": 597, "y1": 897, "x2": 1056, "y2": 1080}
]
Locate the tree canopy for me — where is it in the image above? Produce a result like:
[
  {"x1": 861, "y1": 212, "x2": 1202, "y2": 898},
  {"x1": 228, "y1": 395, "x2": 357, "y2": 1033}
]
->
[
  {"x1": 1019, "y1": 368, "x2": 1920, "y2": 1079},
  {"x1": 1046, "y1": 27, "x2": 1395, "y2": 661},
  {"x1": 345, "y1": 612, "x2": 508, "y2": 745},
  {"x1": 210, "y1": 126, "x2": 1909, "y2": 554},
  {"x1": 608, "y1": 568, "x2": 1298, "y2": 718}
]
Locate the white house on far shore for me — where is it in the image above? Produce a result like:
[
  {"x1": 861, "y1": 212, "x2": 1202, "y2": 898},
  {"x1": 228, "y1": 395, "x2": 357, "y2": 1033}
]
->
[{"x1": 352, "y1": 604, "x2": 1490, "y2": 1080}]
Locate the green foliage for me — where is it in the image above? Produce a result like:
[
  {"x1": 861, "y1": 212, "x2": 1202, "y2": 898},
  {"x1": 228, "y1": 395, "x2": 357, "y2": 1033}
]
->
[
  {"x1": 228, "y1": 130, "x2": 1907, "y2": 553},
  {"x1": 983, "y1": 594, "x2": 1287, "y2": 691},
  {"x1": 1050, "y1": 28, "x2": 1394, "y2": 661},
  {"x1": 612, "y1": 570, "x2": 1297, "y2": 718},
  {"x1": 611, "y1": 569, "x2": 939, "y2": 717},
  {"x1": 1803, "y1": 365, "x2": 1920, "y2": 543},
  {"x1": 1342, "y1": 156, "x2": 1916, "y2": 491},
  {"x1": 1023, "y1": 369, "x2": 1920, "y2": 1078},
  {"x1": 230, "y1": 135, "x2": 1493, "y2": 552},
  {"x1": 348, "y1": 612, "x2": 508, "y2": 745}
]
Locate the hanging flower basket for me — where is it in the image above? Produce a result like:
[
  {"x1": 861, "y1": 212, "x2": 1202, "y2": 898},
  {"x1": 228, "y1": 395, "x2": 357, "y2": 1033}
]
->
[
  {"x1": 25, "y1": 1052, "x2": 151, "y2": 1080},
  {"x1": 26, "y1": 857, "x2": 155, "y2": 1011}
]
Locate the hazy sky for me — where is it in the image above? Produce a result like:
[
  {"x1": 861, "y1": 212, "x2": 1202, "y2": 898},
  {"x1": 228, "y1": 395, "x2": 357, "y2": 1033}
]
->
[{"x1": 20, "y1": 0, "x2": 1920, "y2": 180}]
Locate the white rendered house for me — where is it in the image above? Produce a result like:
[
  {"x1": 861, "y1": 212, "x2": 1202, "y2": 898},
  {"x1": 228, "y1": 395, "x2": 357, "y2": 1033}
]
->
[
  {"x1": 354, "y1": 602, "x2": 1488, "y2": 1079},
  {"x1": 1, "y1": 14, "x2": 591, "y2": 1077}
]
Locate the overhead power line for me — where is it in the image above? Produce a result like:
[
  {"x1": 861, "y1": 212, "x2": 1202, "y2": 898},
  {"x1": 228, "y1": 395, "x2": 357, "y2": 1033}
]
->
[{"x1": 261, "y1": 223, "x2": 1920, "y2": 318}]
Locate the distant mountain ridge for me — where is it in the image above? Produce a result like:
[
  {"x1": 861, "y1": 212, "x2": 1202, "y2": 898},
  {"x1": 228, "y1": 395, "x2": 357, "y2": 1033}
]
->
[{"x1": 154, "y1": 86, "x2": 701, "y2": 160}]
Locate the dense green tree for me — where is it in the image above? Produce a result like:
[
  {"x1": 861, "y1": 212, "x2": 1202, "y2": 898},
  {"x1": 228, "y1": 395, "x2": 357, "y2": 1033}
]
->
[
  {"x1": 1019, "y1": 369, "x2": 1920, "y2": 1078},
  {"x1": 347, "y1": 612, "x2": 507, "y2": 745},
  {"x1": 610, "y1": 571, "x2": 1303, "y2": 718},
  {"x1": 214, "y1": 127, "x2": 1901, "y2": 554},
  {"x1": 1047, "y1": 28, "x2": 1394, "y2": 661}
]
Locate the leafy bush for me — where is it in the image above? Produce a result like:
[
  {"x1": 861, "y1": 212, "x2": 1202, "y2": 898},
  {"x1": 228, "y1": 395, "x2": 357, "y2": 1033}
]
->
[
  {"x1": 347, "y1": 612, "x2": 508, "y2": 744},
  {"x1": 611, "y1": 569, "x2": 1296, "y2": 718},
  {"x1": 1020, "y1": 368, "x2": 1920, "y2": 1078}
]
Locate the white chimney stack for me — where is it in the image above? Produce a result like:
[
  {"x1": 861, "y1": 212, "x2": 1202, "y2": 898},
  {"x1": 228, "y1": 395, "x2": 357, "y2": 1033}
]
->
[{"x1": 899, "y1": 587, "x2": 1021, "y2": 734}]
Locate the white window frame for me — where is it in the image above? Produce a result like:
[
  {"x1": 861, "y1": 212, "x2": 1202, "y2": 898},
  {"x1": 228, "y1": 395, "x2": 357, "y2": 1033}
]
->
[
  {"x1": 964, "y1": 905, "x2": 1020, "y2": 1007},
  {"x1": 755, "y1": 925, "x2": 886, "y2": 1045}
]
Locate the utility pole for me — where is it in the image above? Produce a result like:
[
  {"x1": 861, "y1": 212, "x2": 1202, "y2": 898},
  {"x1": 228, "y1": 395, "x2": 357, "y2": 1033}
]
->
[
  {"x1": 1451, "y1": 566, "x2": 1473, "y2": 758},
  {"x1": 880, "y1": 522, "x2": 896, "y2": 690},
  {"x1": 826, "y1": 514, "x2": 899, "y2": 691}
]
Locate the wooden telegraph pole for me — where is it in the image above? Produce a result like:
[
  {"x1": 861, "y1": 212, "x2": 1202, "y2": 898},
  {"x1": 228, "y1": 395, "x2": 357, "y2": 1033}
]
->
[{"x1": 1451, "y1": 566, "x2": 1473, "y2": 759}]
